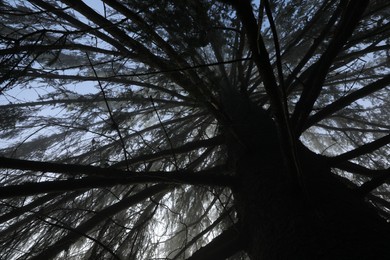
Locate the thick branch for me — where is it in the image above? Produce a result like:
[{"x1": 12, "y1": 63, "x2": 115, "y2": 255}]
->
[
  {"x1": 336, "y1": 161, "x2": 389, "y2": 177},
  {"x1": 222, "y1": 0, "x2": 283, "y2": 122},
  {"x1": 305, "y1": 74, "x2": 390, "y2": 129},
  {"x1": 291, "y1": 0, "x2": 369, "y2": 134},
  {"x1": 329, "y1": 133, "x2": 390, "y2": 164},
  {"x1": 358, "y1": 168, "x2": 390, "y2": 196},
  {"x1": 0, "y1": 171, "x2": 232, "y2": 199},
  {"x1": 186, "y1": 225, "x2": 242, "y2": 260},
  {"x1": 222, "y1": 0, "x2": 304, "y2": 192},
  {"x1": 0, "y1": 157, "x2": 234, "y2": 198}
]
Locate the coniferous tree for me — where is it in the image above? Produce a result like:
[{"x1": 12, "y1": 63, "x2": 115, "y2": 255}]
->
[{"x1": 0, "y1": 0, "x2": 390, "y2": 259}]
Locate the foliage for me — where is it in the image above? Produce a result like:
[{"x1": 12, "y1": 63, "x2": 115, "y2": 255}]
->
[{"x1": 0, "y1": 0, "x2": 389, "y2": 259}]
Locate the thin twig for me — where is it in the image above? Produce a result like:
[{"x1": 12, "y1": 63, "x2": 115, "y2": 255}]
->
[
  {"x1": 86, "y1": 53, "x2": 130, "y2": 171},
  {"x1": 150, "y1": 96, "x2": 179, "y2": 171},
  {"x1": 36, "y1": 215, "x2": 122, "y2": 260}
]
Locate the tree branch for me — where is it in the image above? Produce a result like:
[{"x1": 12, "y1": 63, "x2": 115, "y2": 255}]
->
[
  {"x1": 29, "y1": 184, "x2": 169, "y2": 260},
  {"x1": 335, "y1": 161, "x2": 389, "y2": 177},
  {"x1": 0, "y1": 157, "x2": 234, "y2": 198},
  {"x1": 0, "y1": 191, "x2": 83, "y2": 238},
  {"x1": 0, "y1": 43, "x2": 120, "y2": 56},
  {"x1": 305, "y1": 74, "x2": 390, "y2": 129},
  {"x1": 291, "y1": 0, "x2": 369, "y2": 134},
  {"x1": 329, "y1": 133, "x2": 390, "y2": 164},
  {"x1": 221, "y1": 0, "x2": 305, "y2": 193},
  {"x1": 285, "y1": 1, "x2": 342, "y2": 90},
  {"x1": 358, "y1": 168, "x2": 390, "y2": 196},
  {"x1": 0, "y1": 192, "x2": 60, "y2": 224},
  {"x1": 186, "y1": 225, "x2": 242, "y2": 260},
  {"x1": 112, "y1": 135, "x2": 224, "y2": 169},
  {"x1": 172, "y1": 207, "x2": 233, "y2": 259},
  {"x1": 28, "y1": 0, "x2": 133, "y2": 56}
]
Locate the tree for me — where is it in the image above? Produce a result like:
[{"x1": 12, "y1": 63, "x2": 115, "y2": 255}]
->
[{"x1": 0, "y1": 0, "x2": 390, "y2": 259}]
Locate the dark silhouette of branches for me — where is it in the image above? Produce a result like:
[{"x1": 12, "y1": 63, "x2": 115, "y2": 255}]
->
[
  {"x1": 29, "y1": 184, "x2": 170, "y2": 260},
  {"x1": 306, "y1": 74, "x2": 390, "y2": 129},
  {"x1": 1, "y1": 0, "x2": 390, "y2": 258},
  {"x1": 329, "y1": 133, "x2": 390, "y2": 164},
  {"x1": 291, "y1": 0, "x2": 369, "y2": 134}
]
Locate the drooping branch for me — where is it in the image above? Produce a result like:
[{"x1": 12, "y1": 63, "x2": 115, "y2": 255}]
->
[
  {"x1": 0, "y1": 191, "x2": 83, "y2": 238},
  {"x1": 0, "y1": 192, "x2": 60, "y2": 224},
  {"x1": 29, "y1": 184, "x2": 169, "y2": 260},
  {"x1": 37, "y1": 215, "x2": 121, "y2": 260}
]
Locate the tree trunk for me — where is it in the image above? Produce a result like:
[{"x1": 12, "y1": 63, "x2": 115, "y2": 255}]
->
[{"x1": 223, "y1": 91, "x2": 390, "y2": 259}]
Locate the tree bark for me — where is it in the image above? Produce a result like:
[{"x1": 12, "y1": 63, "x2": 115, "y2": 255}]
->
[{"x1": 222, "y1": 91, "x2": 390, "y2": 259}]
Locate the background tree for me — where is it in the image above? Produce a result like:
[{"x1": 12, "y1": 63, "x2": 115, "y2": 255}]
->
[{"x1": 0, "y1": 0, "x2": 390, "y2": 259}]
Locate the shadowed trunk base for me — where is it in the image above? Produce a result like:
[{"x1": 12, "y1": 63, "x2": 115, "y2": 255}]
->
[{"x1": 233, "y1": 141, "x2": 390, "y2": 259}]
